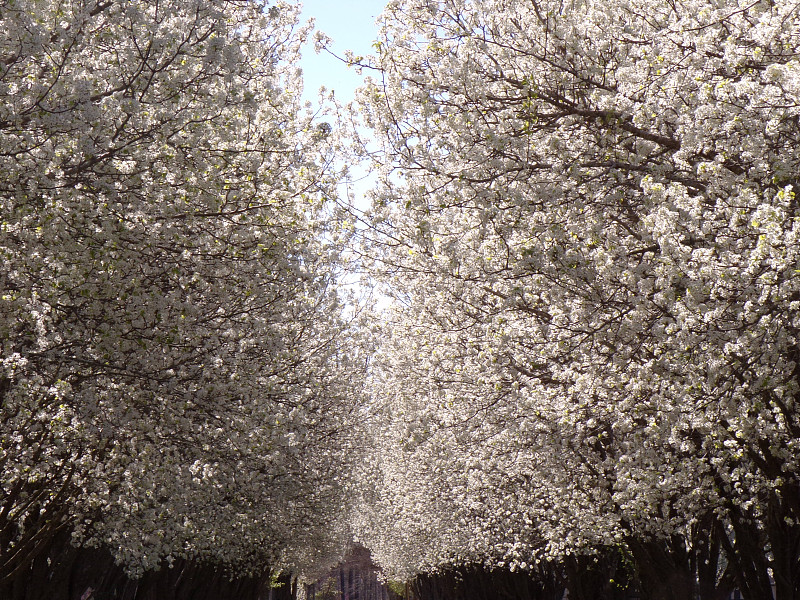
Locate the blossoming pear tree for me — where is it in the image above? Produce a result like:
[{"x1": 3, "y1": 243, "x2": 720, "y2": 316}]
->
[
  {"x1": 354, "y1": 0, "x2": 800, "y2": 597},
  {"x1": 0, "y1": 0, "x2": 366, "y2": 584}
]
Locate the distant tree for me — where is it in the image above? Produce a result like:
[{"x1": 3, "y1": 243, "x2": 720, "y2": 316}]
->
[
  {"x1": 354, "y1": 0, "x2": 800, "y2": 597},
  {"x1": 0, "y1": 0, "x2": 364, "y2": 584}
]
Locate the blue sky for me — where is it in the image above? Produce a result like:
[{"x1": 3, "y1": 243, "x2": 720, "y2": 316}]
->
[
  {"x1": 297, "y1": 0, "x2": 388, "y2": 212},
  {"x1": 298, "y1": 0, "x2": 388, "y2": 104}
]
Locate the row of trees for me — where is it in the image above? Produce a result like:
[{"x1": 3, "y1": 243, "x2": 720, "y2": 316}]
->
[
  {"x1": 2, "y1": 0, "x2": 800, "y2": 598},
  {"x1": 0, "y1": 0, "x2": 368, "y2": 593},
  {"x1": 351, "y1": 0, "x2": 800, "y2": 598}
]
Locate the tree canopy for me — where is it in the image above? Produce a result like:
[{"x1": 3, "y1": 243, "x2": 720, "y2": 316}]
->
[
  {"x1": 0, "y1": 0, "x2": 365, "y2": 583},
  {"x1": 352, "y1": 0, "x2": 800, "y2": 597},
  {"x1": 2, "y1": 0, "x2": 800, "y2": 598}
]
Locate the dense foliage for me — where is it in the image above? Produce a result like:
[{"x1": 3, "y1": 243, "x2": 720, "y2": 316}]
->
[
  {"x1": 4, "y1": 0, "x2": 800, "y2": 597},
  {"x1": 353, "y1": 0, "x2": 800, "y2": 597},
  {"x1": 0, "y1": 0, "x2": 365, "y2": 584}
]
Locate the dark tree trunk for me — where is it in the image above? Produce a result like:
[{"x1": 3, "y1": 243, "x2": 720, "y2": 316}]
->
[
  {"x1": 410, "y1": 564, "x2": 565, "y2": 600},
  {"x1": 0, "y1": 530, "x2": 289, "y2": 600},
  {"x1": 563, "y1": 551, "x2": 631, "y2": 600},
  {"x1": 627, "y1": 536, "x2": 695, "y2": 600}
]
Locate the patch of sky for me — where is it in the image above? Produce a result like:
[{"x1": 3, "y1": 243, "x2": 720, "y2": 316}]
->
[{"x1": 298, "y1": 1, "x2": 391, "y2": 310}]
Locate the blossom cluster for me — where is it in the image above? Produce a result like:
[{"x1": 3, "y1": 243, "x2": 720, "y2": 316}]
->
[
  {"x1": 0, "y1": 0, "x2": 366, "y2": 580},
  {"x1": 353, "y1": 0, "x2": 800, "y2": 595}
]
